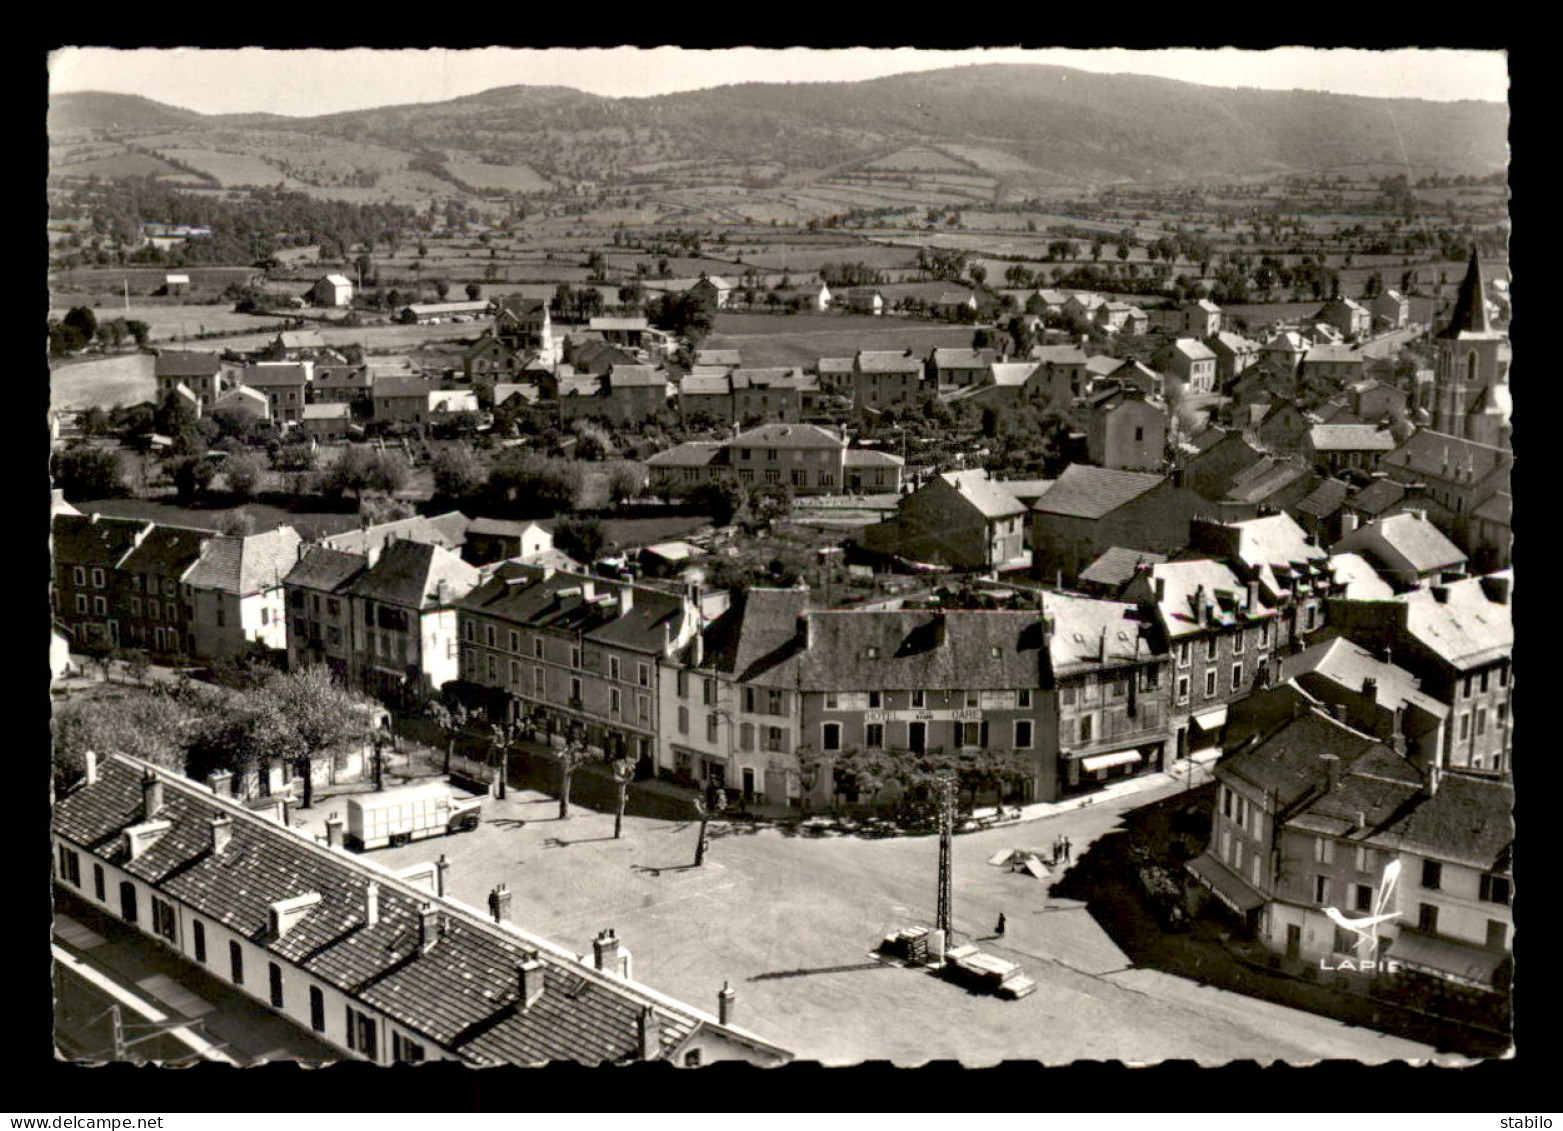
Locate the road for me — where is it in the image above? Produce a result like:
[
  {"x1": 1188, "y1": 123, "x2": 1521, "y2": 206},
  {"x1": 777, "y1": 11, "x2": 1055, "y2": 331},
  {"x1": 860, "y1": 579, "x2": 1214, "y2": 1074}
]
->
[{"x1": 299, "y1": 766, "x2": 1456, "y2": 1067}]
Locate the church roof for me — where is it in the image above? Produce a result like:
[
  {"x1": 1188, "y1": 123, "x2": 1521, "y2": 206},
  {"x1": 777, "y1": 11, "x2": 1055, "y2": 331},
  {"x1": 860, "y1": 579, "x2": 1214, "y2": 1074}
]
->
[{"x1": 1438, "y1": 249, "x2": 1495, "y2": 340}]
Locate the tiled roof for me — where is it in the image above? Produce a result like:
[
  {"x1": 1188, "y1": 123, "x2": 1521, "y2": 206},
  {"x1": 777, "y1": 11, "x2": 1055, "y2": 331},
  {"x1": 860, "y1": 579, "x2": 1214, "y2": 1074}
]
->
[
  {"x1": 930, "y1": 348, "x2": 997, "y2": 368},
  {"x1": 1144, "y1": 557, "x2": 1273, "y2": 639},
  {"x1": 347, "y1": 539, "x2": 479, "y2": 610},
  {"x1": 732, "y1": 368, "x2": 809, "y2": 390},
  {"x1": 731, "y1": 423, "x2": 843, "y2": 449},
  {"x1": 459, "y1": 565, "x2": 685, "y2": 656},
  {"x1": 679, "y1": 375, "x2": 731, "y2": 397},
  {"x1": 1303, "y1": 345, "x2": 1361, "y2": 364},
  {"x1": 303, "y1": 403, "x2": 352, "y2": 420},
  {"x1": 375, "y1": 376, "x2": 431, "y2": 399},
  {"x1": 1078, "y1": 547, "x2": 1168, "y2": 589},
  {"x1": 52, "y1": 756, "x2": 787, "y2": 1066},
  {"x1": 1032, "y1": 465, "x2": 1163, "y2": 519},
  {"x1": 1296, "y1": 477, "x2": 1352, "y2": 518},
  {"x1": 1218, "y1": 707, "x2": 1395, "y2": 809},
  {"x1": 855, "y1": 350, "x2": 922, "y2": 375},
  {"x1": 647, "y1": 442, "x2": 722, "y2": 468},
  {"x1": 467, "y1": 517, "x2": 548, "y2": 539},
  {"x1": 936, "y1": 470, "x2": 1027, "y2": 519},
  {"x1": 1029, "y1": 345, "x2": 1089, "y2": 365},
  {"x1": 1309, "y1": 425, "x2": 1397, "y2": 451},
  {"x1": 314, "y1": 365, "x2": 371, "y2": 389},
  {"x1": 154, "y1": 350, "x2": 223, "y2": 378},
  {"x1": 1279, "y1": 636, "x2": 1448, "y2": 721},
  {"x1": 1336, "y1": 513, "x2": 1466, "y2": 575},
  {"x1": 608, "y1": 365, "x2": 671, "y2": 388},
  {"x1": 278, "y1": 330, "x2": 326, "y2": 350},
  {"x1": 185, "y1": 527, "x2": 302, "y2": 596},
  {"x1": 424, "y1": 511, "x2": 471, "y2": 546},
  {"x1": 1167, "y1": 339, "x2": 1216, "y2": 362},
  {"x1": 243, "y1": 363, "x2": 310, "y2": 387},
  {"x1": 284, "y1": 546, "x2": 367, "y2": 593},
  {"x1": 816, "y1": 357, "x2": 855, "y2": 374},
  {"x1": 1400, "y1": 571, "x2": 1514, "y2": 668},
  {"x1": 694, "y1": 349, "x2": 742, "y2": 367},
  {"x1": 843, "y1": 448, "x2": 904, "y2": 467}
]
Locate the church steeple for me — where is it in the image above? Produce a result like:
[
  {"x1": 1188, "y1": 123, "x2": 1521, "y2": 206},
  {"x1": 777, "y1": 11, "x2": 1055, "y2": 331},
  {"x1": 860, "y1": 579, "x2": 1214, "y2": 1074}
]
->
[{"x1": 1438, "y1": 248, "x2": 1491, "y2": 339}]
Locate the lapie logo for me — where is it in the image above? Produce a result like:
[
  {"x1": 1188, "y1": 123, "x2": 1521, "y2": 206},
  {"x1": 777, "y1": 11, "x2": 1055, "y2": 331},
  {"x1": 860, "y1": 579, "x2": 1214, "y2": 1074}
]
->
[{"x1": 1320, "y1": 858, "x2": 1403, "y2": 973}]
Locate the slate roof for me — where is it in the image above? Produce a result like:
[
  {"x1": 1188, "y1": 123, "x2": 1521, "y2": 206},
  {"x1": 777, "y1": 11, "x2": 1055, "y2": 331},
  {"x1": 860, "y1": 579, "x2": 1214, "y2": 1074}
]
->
[
  {"x1": 589, "y1": 317, "x2": 649, "y2": 332},
  {"x1": 495, "y1": 295, "x2": 547, "y2": 317},
  {"x1": 302, "y1": 402, "x2": 352, "y2": 420},
  {"x1": 1279, "y1": 636, "x2": 1448, "y2": 721},
  {"x1": 284, "y1": 546, "x2": 367, "y2": 593},
  {"x1": 459, "y1": 564, "x2": 686, "y2": 656},
  {"x1": 1343, "y1": 478, "x2": 1409, "y2": 517},
  {"x1": 243, "y1": 363, "x2": 310, "y2": 387},
  {"x1": 608, "y1": 365, "x2": 671, "y2": 389},
  {"x1": 1337, "y1": 513, "x2": 1466, "y2": 575},
  {"x1": 1041, "y1": 591, "x2": 1161, "y2": 676},
  {"x1": 732, "y1": 423, "x2": 843, "y2": 449},
  {"x1": 1223, "y1": 459, "x2": 1312, "y2": 505},
  {"x1": 119, "y1": 525, "x2": 208, "y2": 578},
  {"x1": 1296, "y1": 477, "x2": 1353, "y2": 519},
  {"x1": 375, "y1": 376, "x2": 431, "y2": 399},
  {"x1": 1218, "y1": 707, "x2": 1396, "y2": 809},
  {"x1": 1078, "y1": 547, "x2": 1168, "y2": 589},
  {"x1": 185, "y1": 527, "x2": 303, "y2": 596},
  {"x1": 347, "y1": 539, "x2": 479, "y2": 610},
  {"x1": 1328, "y1": 552, "x2": 1396, "y2": 601},
  {"x1": 313, "y1": 365, "x2": 371, "y2": 391},
  {"x1": 493, "y1": 383, "x2": 540, "y2": 406},
  {"x1": 855, "y1": 350, "x2": 922, "y2": 375},
  {"x1": 154, "y1": 351, "x2": 224, "y2": 379},
  {"x1": 1380, "y1": 429, "x2": 1511, "y2": 486},
  {"x1": 52, "y1": 514, "x2": 152, "y2": 569},
  {"x1": 467, "y1": 518, "x2": 549, "y2": 539},
  {"x1": 1144, "y1": 557, "x2": 1274, "y2": 640},
  {"x1": 795, "y1": 610, "x2": 1049, "y2": 692},
  {"x1": 816, "y1": 357, "x2": 855, "y2": 376},
  {"x1": 647, "y1": 442, "x2": 722, "y2": 468},
  {"x1": 1368, "y1": 773, "x2": 1513, "y2": 872},
  {"x1": 936, "y1": 470, "x2": 1027, "y2": 519},
  {"x1": 1302, "y1": 345, "x2": 1361, "y2": 365},
  {"x1": 1029, "y1": 345, "x2": 1089, "y2": 366},
  {"x1": 1472, "y1": 492, "x2": 1511, "y2": 525},
  {"x1": 1032, "y1": 465, "x2": 1164, "y2": 519},
  {"x1": 990, "y1": 362, "x2": 1041, "y2": 387},
  {"x1": 694, "y1": 349, "x2": 742, "y2": 368},
  {"x1": 52, "y1": 755, "x2": 788, "y2": 1066},
  {"x1": 679, "y1": 374, "x2": 732, "y2": 397},
  {"x1": 1165, "y1": 339, "x2": 1216, "y2": 362},
  {"x1": 1286, "y1": 742, "x2": 1428, "y2": 840},
  {"x1": 1398, "y1": 571, "x2": 1513, "y2": 668},
  {"x1": 699, "y1": 588, "x2": 810, "y2": 681},
  {"x1": 931, "y1": 348, "x2": 997, "y2": 369},
  {"x1": 731, "y1": 368, "x2": 810, "y2": 390},
  {"x1": 277, "y1": 330, "x2": 326, "y2": 350},
  {"x1": 324, "y1": 515, "x2": 464, "y2": 558},
  {"x1": 843, "y1": 448, "x2": 905, "y2": 468}
]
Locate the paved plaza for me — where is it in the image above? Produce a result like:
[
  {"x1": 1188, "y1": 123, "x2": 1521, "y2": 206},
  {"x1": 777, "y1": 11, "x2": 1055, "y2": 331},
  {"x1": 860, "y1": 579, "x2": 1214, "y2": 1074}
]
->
[{"x1": 295, "y1": 776, "x2": 1460, "y2": 1066}]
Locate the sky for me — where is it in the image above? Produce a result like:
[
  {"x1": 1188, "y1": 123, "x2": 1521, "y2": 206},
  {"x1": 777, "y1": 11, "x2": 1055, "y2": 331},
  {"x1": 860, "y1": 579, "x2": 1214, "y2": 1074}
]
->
[{"x1": 49, "y1": 47, "x2": 1509, "y2": 117}]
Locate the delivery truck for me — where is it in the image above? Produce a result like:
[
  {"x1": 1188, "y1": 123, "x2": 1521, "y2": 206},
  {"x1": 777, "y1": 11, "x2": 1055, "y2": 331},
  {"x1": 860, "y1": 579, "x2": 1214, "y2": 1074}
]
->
[{"x1": 345, "y1": 780, "x2": 483, "y2": 851}]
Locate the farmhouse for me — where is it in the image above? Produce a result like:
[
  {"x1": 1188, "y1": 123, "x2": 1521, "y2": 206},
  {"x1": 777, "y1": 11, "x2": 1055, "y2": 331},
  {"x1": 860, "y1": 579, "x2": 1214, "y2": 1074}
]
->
[
  {"x1": 860, "y1": 469, "x2": 1028, "y2": 570},
  {"x1": 492, "y1": 295, "x2": 552, "y2": 354},
  {"x1": 310, "y1": 274, "x2": 354, "y2": 308},
  {"x1": 301, "y1": 402, "x2": 353, "y2": 442},
  {"x1": 155, "y1": 350, "x2": 236, "y2": 410},
  {"x1": 853, "y1": 350, "x2": 926, "y2": 410},
  {"x1": 240, "y1": 362, "x2": 312, "y2": 425},
  {"x1": 400, "y1": 301, "x2": 490, "y2": 324},
  {"x1": 689, "y1": 277, "x2": 733, "y2": 310}
]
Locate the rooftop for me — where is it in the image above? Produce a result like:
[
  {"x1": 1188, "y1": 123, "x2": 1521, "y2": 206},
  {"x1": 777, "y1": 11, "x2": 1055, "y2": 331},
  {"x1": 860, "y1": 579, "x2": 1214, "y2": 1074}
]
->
[
  {"x1": 1032, "y1": 465, "x2": 1164, "y2": 520},
  {"x1": 184, "y1": 526, "x2": 303, "y2": 596}
]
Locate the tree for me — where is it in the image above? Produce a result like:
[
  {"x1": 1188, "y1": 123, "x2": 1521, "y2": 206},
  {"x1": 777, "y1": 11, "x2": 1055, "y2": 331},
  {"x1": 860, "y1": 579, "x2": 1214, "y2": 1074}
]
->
[
  {"x1": 52, "y1": 446, "x2": 126, "y2": 500},
  {"x1": 251, "y1": 665, "x2": 373, "y2": 809},
  {"x1": 605, "y1": 463, "x2": 645, "y2": 505},
  {"x1": 358, "y1": 493, "x2": 415, "y2": 525},
  {"x1": 326, "y1": 447, "x2": 409, "y2": 499},
  {"x1": 465, "y1": 282, "x2": 481, "y2": 301},
  {"x1": 154, "y1": 390, "x2": 206, "y2": 456},
  {"x1": 607, "y1": 738, "x2": 637, "y2": 839},
  {"x1": 169, "y1": 455, "x2": 217, "y2": 502},
  {"x1": 968, "y1": 265, "x2": 987, "y2": 287},
  {"x1": 426, "y1": 698, "x2": 471, "y2": 774},
  {"x1": 556, "y1": 723, "x2": 589, "y2": 820},
  {"x1": 51, "y1": 690, "x2": 197, "y2": 788},
  {"x1": 430, "y1": 444, "x2": 488, "y2": 500},
  {"x1": 686, "y1": 480, "x2": 745, "y2": 526},
  {"x1": 218, "y1": 510, "x2": 257, "y2": 536},
  {"x1": 63, "y1": 306, "x2": 98, "y2": 344},
  {"x1": 488, "y1": 452, "x2": 581, "y2": 515},
  {"x1": 224, "y1": 452, "x2": 265, "y2": 499},
  {"x1": 49, "y1": 321, "x2": 87, "y2": 356},
  {"x1": 553, "y1": 515, "x2": 607, "y2": 563},
  {"x1": 125, "y1": 320, "x2": 150, "y2": 348},
  {"x1": 435, "y1": 279, "x2": 451, "y2": 301}
]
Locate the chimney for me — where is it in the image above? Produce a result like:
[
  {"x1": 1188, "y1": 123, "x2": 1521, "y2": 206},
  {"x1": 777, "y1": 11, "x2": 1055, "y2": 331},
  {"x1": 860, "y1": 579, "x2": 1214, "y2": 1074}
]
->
[
  {"x1": 618, "y1": 584, "x2": 634, "y2": 615},
  {"x1": 1339, "y1": 512, "x2": 1359, "y2": 536},
  {"x1": 718, "y1": 981, "x2": 736, "y2": 1026},
  {"x1": 1042, "y1": 613, "x2": 1056, "y2": 643},
  {"x1": 436, "y1": 577, "x2": 449, "y2": 606},
  {"x1": 1425, "y1": 763, "x2": 1442, "y2": 796},
  {"x1": 1431, "y1": 585, "x2": 1450, "y2": 604},
  {"x1": 1361, "y1": 677, "x2": 1378, "y2": 700},
  {"x1": 365, "y1": 881, "x2": 381, "y2": 927},
  {"x1": 1353, "y1": 810, "x2": 1366, "y2": 833},
  {"x1": 210, "y1": 816, "x2": 233, "y2": 855},
  {"x1": 84, "y1": 750, "x2": 99, "y2": 786},
  {"x1": 1321, "y1": 752, "x2": 1341, "y2": 791},
  {"x1": 325, "y1": 812, "x2": 344, "y2": 849},
  {"x1": 518, "y1": 952, "x2": 546, "y2": 1010},
  {"x1": 142, "y1": 769, "x2": 164, "y2": 819},
  {"x1": 638, "y1": 1006, "x2": 659, "y2": 1059},
  {"x1": 796, "y1": 612, "x2": 811, "y2": 649},
  {"x1": 1154, "y1": 576, "x2": 1166, "y2": 602},
  {"x1": 417, "y1": 902, "x2": 441, "y2": 955},
  {"x1": 594, "y1": 928, "x2": 622, "y2": 974},
  {"x1": 1246, "y1": 579, "x2": 1259, "y2": 612},
  {"x1": 488, "y1": 883, "x2": 513, "y2": 924},
  {"x1": 436, "y1": 853, "x2": 451, "y2": 897},
  {"x1": 1481, "y1": 575, "x2": 1511, "y2": 605},
  {"x1": 209, "y1": 768, "x2": 233, "y2": 797}
]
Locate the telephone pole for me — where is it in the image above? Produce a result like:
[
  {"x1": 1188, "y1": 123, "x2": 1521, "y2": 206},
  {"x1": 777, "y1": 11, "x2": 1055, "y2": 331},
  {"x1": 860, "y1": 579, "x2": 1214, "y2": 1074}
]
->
[{"x1": 936, "y1": 770, "x2": 956, "y2": 937}]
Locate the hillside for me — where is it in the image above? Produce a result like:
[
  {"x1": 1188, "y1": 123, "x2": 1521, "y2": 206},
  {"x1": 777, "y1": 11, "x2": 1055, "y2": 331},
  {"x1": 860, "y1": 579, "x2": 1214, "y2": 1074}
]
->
[{"x1": 50, "y1": 64, "x2": 1509, "y2": 195}]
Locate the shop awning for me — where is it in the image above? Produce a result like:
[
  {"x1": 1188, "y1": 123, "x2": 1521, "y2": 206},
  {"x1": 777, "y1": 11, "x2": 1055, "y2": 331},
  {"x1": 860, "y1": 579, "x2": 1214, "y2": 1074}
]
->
[
  {"x1": 1389, "y1": 929, "x2": 1508, "y2": 987},
  {"x1": 1186, "y1": 852, "x2": 1266, "y2": 915},
  {"x1": 1081, "y1": 749, "x2": 1143, "y2": 773},
  {"x1": 1193, "y1": 706, "x2": 1229, "y2": 732}
]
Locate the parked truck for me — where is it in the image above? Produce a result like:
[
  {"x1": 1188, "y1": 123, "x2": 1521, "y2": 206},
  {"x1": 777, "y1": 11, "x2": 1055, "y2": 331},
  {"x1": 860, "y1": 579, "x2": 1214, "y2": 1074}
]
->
[{"x1": 345, "y1": 781, "x2": 483, "y2": 851}]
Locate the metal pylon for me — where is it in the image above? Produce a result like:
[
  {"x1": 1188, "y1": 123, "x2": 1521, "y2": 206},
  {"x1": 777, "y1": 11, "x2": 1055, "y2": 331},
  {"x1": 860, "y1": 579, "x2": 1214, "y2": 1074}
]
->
[{"x1": 936, "y1": 771, "x2": 956, "y2": 937}]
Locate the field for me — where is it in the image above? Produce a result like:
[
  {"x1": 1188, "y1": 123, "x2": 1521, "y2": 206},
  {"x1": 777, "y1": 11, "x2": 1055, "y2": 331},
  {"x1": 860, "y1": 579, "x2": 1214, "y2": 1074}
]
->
[
  {"x1": 703, "y1": 311, "x2": 979, "y2": 369},
  {"x1": 72, "y1": 497, "x2": 367, "y2": 541},
  {"x1": 153, "y1": 148, "x2": 304, "y2": 188},
  {"x1": 47, "y1": 304, "x2": 284, "y2": 345},
  {"x1": 50, "y1": 353, "x2": 157, "y2": 411},
  {"x1": 865, "y1": 147, "x2": 974, "y2": 172},
  {"x1": 50, "y1": 152, "x2": 184, "y2": 179},
  {"x1": 443, "y1": 161, "x2": 553, "y2": 193}
]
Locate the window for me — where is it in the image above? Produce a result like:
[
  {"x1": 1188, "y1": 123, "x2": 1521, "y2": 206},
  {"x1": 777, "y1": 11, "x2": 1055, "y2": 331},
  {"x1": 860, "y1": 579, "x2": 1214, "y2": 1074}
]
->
[
  {"x1": 791, "y1": 468, "x2": 807, "y2": 486},
  {"x1": 1078, "y1": 715, "x2": 1093, "y2": 743},
  {"x1": 269, "y1": 962, "x2": 285, "y2": 1008},
  {"x1": 328, "y1": 599, "x2": 340, "y2": 618},
  {"x1": 533, "y1": 667, "x2": 545, "y2": 696},
  {"x1": 1204, "y1": 670, "x2": 1217, "y2": 698},
  {"x1": 706, "y1": 713, "x2": 719, "y2": 743},
  {"x1": 486, "y1": 654, "x2": 496, "y2": 680},
  {"x1": 1474, "y1": 708, "x2": 1487, "y2": 737},
  {"x1": 1014, "y1": 720, "x2": 1033, "y2": 749},
  {"x1": 868, "y1": 691, "x2": 883, "y2": 709},
  {"x1": 1016, "y1": 689, "x2": 1030, "y2": 709},
  {"x1": 961, "y1": 721, "x2": 985, "y2": 748},
  {"x1": 1176, "y1": 642, "x2": 1191, "y2": 668},
  {"x1": 1233, "y1": 630, "x2": 1245, "y2": 655},
  {"x1": 1314, "y1": 837, "x2": 1334, "y2": 865},
  {"x1": 677, "y1": 670, "x2": 689, "y2": 698},
  {"x1": 570, "y1": 677, "x2": 582, "y2": 703},
  {"x1": 611, "y1": 688, "x2": 622, "y2": 716},
  {"x1": 393, "y1": 1033, "x2": 426, "y2": 1064},
  {"x1": 57, "y1": 845, "x2": 80, "y2": 887},
  {"x1": 510, "y1": 631, "x2": 520, "y2": 654},
  {"x1": 1354, "y1": 884, "x2": 1373, "y2": 913},
  {"x1": 609, "y1": 656, "x2": 621, "y2": 681},
  {"x1": 684, "y1": 1050, "x2": 703, "y2": 1068},
  {"x1": 1205, "y1": 636, "x2": 1218, "y2": 661},
  {"x1": 93, "y1": 596, "x2": 107, "y2": 616},
  {"x1": 92, "y1": 568, "x2": 106, "y2": 589},
  {"x1": 1060, "y1": 685, "x2": 1076, "y2": 706},
  {"x1": 75, "y1": 594, "x2": 87, "y2": 614},
  {"x1": 1418, "y1": 904, "x2": 1439, "y2": 933},
  {"x1": 230, "y1": 940, "x2": 244, "y2": 985},
  {"x1": 1355, "y1": 845, "x2": 1370, "y2": 873},
  {"x1": 534, "y1": 639, "x2": 544, "y2": 659},
  {"x1": 571, "y1": 647, "x2": 581, "y2": 669},
  {"x1": 739, "y1": 723, "x2": 754, "y2": 751},
  {"x1": 677, "y1": 706, "x2": 688, "y2": 734},
  {"x1": 130, "y1": 596, "x2": 142, "y2": 616},
  {"x1": 1259, "y1": 622, "x2": 1270, "y2": 650},
  {"x1": 1231, "y1": 663, "x2": 1244, "y2": 691},
  {"x1": 72, "y1": 566, "x2": 86, "y2": 586},
  {"x1": 1463, "y1": 676, "x2": 1473, "y2": 699},
  {"x1": 865, "y1": 723, "x2": 884, "y2": 748},
  {"x1": 346, "y1": 1008, "x2": 378, "y2": 1060},
  {"x1": 1479, "y1": 874, "x2": 1511, "y2": 905},
  {"x1": 1314, "y1": 875, "x2": 1329, "y2": 904},
  {"x1": 1480, "y1": 669, "x2": 1490, "y2": 694},
  {"x1": 766, "y1": 727, "x2": 785, "y2": 753},
  {"x1": 768, "y1": 690, "x2": 784, "y2": 716},
  {"x1": 638, "y1": 663, "x2": 650, "y2": 687},
  {"x1": 702, "y1": 679, "x2": 716, "y2": 706},
  {"x1": 1421, "y1": 860, "x2": 1442, "y2": 891},
  {"x1": 152, "y1": 897, "x2": 177, "y2": 943},
  {"x1": 92, "y1": 863, "x2": 105, "y2": 902},
  {"x1": 1458, "y1": 714, "x2": 1470, "y2": 741},
  {"x1": 1485, "y1": 918, "x2": 1508, "y2": 951},
  {"x1": 1333, "y1": 925, "x2": 1353, "y2": 956},
  {"x1": 765, "y1": 468, "x2": 781, "y2": 485},
  {"x1": 1177, "y1": 676, "x2": 1189, "y2": 705},
  {"x1": 309, "y1": 986, "x2": 325, "y2": 1032},
  {"x1": 822, "y1": 722, "x2": 842, "y2": 751},
  {"x1": 1304, "y1": 606, "x2": 1317, "y2": 631},
  {"x1": 737, "y1": 468, "x2": 754, "y2": 483}
]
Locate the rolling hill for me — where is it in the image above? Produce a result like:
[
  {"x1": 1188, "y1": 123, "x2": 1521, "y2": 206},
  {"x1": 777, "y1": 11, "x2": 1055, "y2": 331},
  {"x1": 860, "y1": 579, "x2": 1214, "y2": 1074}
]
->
[{"x1": 51, "y1": 64, "x2": 1509, "y2": 191}]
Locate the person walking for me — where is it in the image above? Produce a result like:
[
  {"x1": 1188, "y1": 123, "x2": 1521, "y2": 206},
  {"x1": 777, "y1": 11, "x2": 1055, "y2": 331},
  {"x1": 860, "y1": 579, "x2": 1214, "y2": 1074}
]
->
[
  {"x1": 1063, "y1": 835, "x2": 1073, "y2": 862},
  {"x1": 995, "y1": 912, "x2": 1007, "y2": 938}
]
